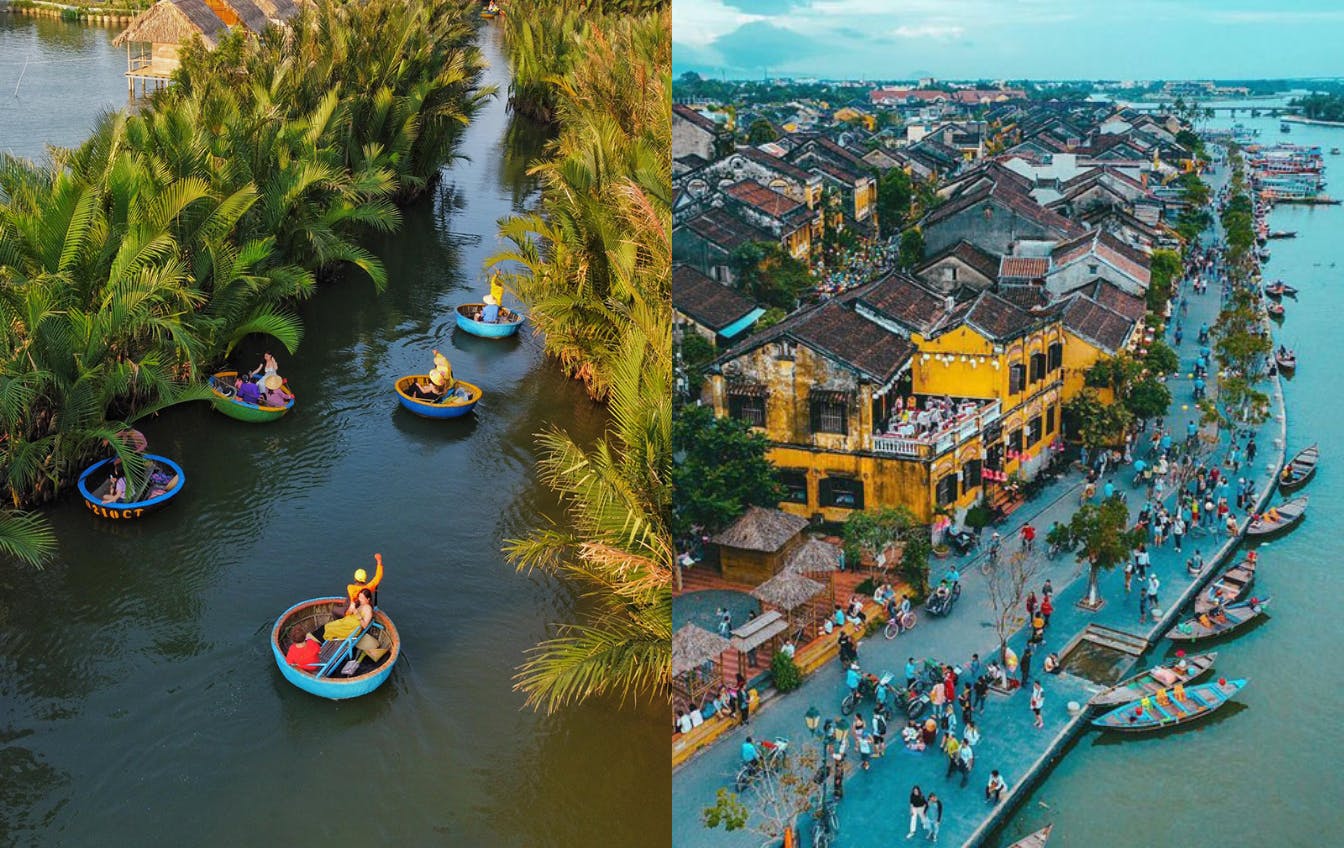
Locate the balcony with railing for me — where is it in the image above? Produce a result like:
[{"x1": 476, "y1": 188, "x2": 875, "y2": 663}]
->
[{"x1": 870, "y1": 396, "x2": 1001, "y2": 460}]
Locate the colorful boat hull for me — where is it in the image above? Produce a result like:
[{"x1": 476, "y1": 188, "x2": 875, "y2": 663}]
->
[
  {"x1": 1167, "y1": 598, "x2": 1271, "y2": 642},
  {"x1": 208, "y1": 371, "x2": 295, "y2": 423},
  {"x1": 394, "y1": 375, "x2": 482, "y2": 418},
  {"x1": 455, "y1": 303, "x2": 524, "y2": 338},
  {"x1": 1092, "y1": 678, "x2": 1246, "y2": 731},
  {"x1": 77, "y1": 454, "x2": 185, "y2": 520},
  {"x1": 271, "y1": 597, "x2": 400, "y2": 700},
  {"x1": 1090, "y1": 653, "x2": 1217, "y2": 708}
]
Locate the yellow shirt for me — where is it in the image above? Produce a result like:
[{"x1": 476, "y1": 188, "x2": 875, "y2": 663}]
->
[{"x1": 347, "y1": 554, "x2": 384, "y2": 603}]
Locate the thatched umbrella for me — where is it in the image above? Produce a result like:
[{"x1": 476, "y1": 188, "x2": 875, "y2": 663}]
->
[
  {"x1": 752, "y1": 572, "x2": 825, "y2": 612},
  {"x1": 782, "y1": 537, "x2": 843, "y2": 575},
  {"x1": 672, "y1": 623, "x2": 730, "y2": 677}
]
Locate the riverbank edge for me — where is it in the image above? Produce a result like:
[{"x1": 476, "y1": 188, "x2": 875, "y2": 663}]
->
[
  {"x1": 1281, "y1": 115, "x2": 1344, "y2": 128},
  {"x1": 1, "y1": 1, "x2": 138, "y2": 26},
  {"x1": 968, "y1": 157, "x2": 1290, "y2": 846}
]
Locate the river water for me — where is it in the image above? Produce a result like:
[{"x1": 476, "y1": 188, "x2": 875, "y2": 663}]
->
[
  {"x1": 0, "y1": 16, "x2": 667, "y2": 847},
  {"x1": 997, "y1": 113, "x2": 1344, "y2": 846}
]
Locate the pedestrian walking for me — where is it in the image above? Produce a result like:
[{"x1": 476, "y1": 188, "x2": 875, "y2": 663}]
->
[
  {"x1": 925, "y1": 793, "x2": 943, "y2": 843},
  {"x1": 1040, "y1": 594, "x2": 1054, "y2": 627},
  {"x1": 1147, "y1": 574, "x2": 1161, "y2": 611},
  {"x1": 957, "y1": 740, "x2": 974, "y2": 789},
  {"x1": 907, "y1": 786, "x2": 928, "y2": 839},
  {"x1": 1026, "y1": 591, "x2": 1037, "y2": 621},
  {"x1": 1041, "y1": 579, "x2": 1053, "y2": 603},
  {"x1": 973, "y1": 673, "x2": 989, "y2": 713},
  {"x1": 857, "y1": 728, "x2": 873, "y2": 771},
  {"x1": 1247, "y1": 437, "x2": 1257, "y2": 463},
  {"x1": 1030, "y1": 681, "x2": 1044, "y2": 729},
  {"x1": 1173, "y1": 516, "x2": 1186, "y2": 552},
  {"x1": 986, "y1": 770, "x2": 1008, "y2": 804},
  {"x1": 1020, "y1": 643, "x2": 1034, "y2": 685},
  {"x1": 942, "y1": 734, "x2": 961, "y2": 780},
  {"x1": 1124, "y1": 561, "x2": 1134, "y2": 594},
  {"x1": 967, "y1": 653, "x2": 984, "y2": 687},
  {"x1": 1020, "y1": 522, "x2": 1036, "y2": 553},
  {"x1": 1138, "y1": 586, "x2": 1149, "y2": 624},
  {"x1": 960, "y1": 685, "x2": 973, "y2": 728},
  {"x1": 1135, "y1": 545, "x2": 1150, "y2": 580},
  {"x1": 871, "y1": 708, "x2": 888, "y2": 758},
  {"x1": 737, "y1": 676, "x2": 751, "y2": 725}
]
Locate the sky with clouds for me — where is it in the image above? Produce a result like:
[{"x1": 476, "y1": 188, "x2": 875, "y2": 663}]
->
[{"x1": 672, "y1": 0, "x2": 1344, "y2": 80}]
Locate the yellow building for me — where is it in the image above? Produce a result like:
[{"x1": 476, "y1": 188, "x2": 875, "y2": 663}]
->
[
  {"x1": 1055, "y1": 281, "x2": 1147, "y2": 402},
  {"x1": 704, "y1": 274, "x2": 1072, "y2": 524}
]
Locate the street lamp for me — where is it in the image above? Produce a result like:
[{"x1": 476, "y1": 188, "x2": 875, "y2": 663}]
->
[
  {"x1": 804, "y1": 706, "x2": 821, "y2": 736},
  {"x1": 831, "y1": 717, "x2": 849, "y2": 743}
]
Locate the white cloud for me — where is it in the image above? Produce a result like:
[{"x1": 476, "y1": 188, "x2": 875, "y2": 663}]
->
[
  {"x1": 672, "y1": 0, "x2": 768, "y2": 48},
  {"x1": 891, "y1": 24, "x2": 965, "y2": 39}
]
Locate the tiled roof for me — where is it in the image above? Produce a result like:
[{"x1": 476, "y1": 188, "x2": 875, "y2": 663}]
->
[
  {"x1": 924, "y1": 182, "x2": 1088, "y2": 239},
  {"x1": 1084, "y1": 279, "x2": 1146, "y2": 321},
  {"x1": 683, "y1": 207, "x2": 772, "y2": 252},
  {"x1": 995, "y1": 284, "x2": 1049, "y2": 310},
  {"x1": 673, "y1": 265, "x2": 757, "y2": 332},
  {"x1": 737, "y1": 146, "x2": 818, "y2": 186},
  {"x1": 673, "y1": 104, "x2": 721, "y2": 134},
  {"x1": 808, "y1": 158, "x2": 865, "y2": 186},
  {"x1": 724, "y1": 180, "x2": 805, "y2": 219},
  {"x1": 918, "y1": 240, "x2": 1001, "y2": 282},
  {"x1": 999, "y1": 256, "x2": 1050, "y2": 280},
  {"x1": 1050, "y1": 229, "x2": 1151, "y2": 285},
  {"x1": 1060, "y1": 294, "x2": 1136, "y2": 353},
  {"x1": 857, "y1": 272, "x2": 953, "y2": 336},
  {"x1": 790, "y1": 301, "x2": 916, "y2": 383},
  {"x1": 961, "y1": 290, "x2": 1041, "y2": 341}
]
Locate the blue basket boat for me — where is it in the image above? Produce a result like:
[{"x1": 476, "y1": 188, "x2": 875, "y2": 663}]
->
[
  {"x1": 271, "y1": 597, "x2": 401, "y2": 700},
  {"x1": 76, "y1": 454, "x2": 185, "y2": 520},
  {"x1": 394, "y1": 375, "x2": 482, "y2": 418},
  {"x1": 455, "y1": 303, "x2": 524, "y2": 339}
]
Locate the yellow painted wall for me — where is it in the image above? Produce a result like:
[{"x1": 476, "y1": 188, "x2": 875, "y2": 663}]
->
[{"x1": 1061, "y1": 332, "x2": 1116, "y2": 404}]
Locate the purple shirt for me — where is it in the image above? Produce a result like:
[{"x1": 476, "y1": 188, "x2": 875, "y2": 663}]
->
[{"x1": 237, "y1": 381, "x2": 262, "y2": 404}]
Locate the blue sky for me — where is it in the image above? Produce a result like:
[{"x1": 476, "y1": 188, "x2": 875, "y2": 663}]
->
[{"x1": 672, "y1": 0, "x2": 1344, "y2": 81}]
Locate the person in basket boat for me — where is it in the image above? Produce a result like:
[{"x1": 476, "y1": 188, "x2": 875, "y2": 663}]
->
[
  {"x1": 347, "y1": 553, "x2": 384, "y2": 607},
  {"x1": 323, "y1": 588, "x2": 374, "y2": 642},
  {"x1": 261, "y1": 374, "x2": 288, "y2": 407}
]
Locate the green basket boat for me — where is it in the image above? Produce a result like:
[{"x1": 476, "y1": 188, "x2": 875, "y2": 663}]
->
[{"x1": 209, "y1": 371, "x2": 295, "y2": 423}]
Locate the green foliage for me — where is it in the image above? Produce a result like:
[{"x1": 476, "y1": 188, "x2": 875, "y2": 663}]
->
[
  {"x1": 874, "y1": 167, "x2": 913, "y2": 238},
  {"x1": 1125, "y1": 375, "x2": 1172, "y2": 421},
  {"x1": 1070, "y1": 496, "x2": 1145, "y2": 604},
  {"x1": 771, "y1": 651, "x2": 803, "y2": 693},
  {"x1": 1147, "y1": 247, "x2": 1181, "y2": 314},
  {"x1": 898, "y1": 227, "x2": 925, "y2": 270},
  {"x1": 1064, "y1": 389, "x2": 1133, "y2": 449},
  {"x1": 1044, "y1": 521, "x2": 1072, "y2": 551},
  {"x1": 844, "y1": 506, "x2": 930, "y2": 596},
  {"x1": 702, "y1": 788, "x2": 749, "y2": 832},
  {"x1": 964, "y1": 503, "x2": 993, "y2": 529},
  {"x1": 1293, "y1": 93, "x2": 1344, "y2": 123},
  {"x1": 1144, "y1": 338, "x2": 1179, "y2": 376},
  {"x1": 672, "y1": 405, "x2": 782, "y2": 538},
  {"x1": 746, "y1": 119, "x2": 778, "y2": 144},
  {"x1": 677, "y1": 332, "x2": 716, "y2": 400},
  {"x1": 729, "y1": 241, "x2": 812, "y2": 311}
]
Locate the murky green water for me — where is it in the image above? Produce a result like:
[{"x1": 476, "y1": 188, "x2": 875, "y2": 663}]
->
[
  {"x1": 0, "y1": 17, "x2": 668, "y2": 847},
  {"x1": 998, "y1": 111, "x2": 1344, "y2": 847}
]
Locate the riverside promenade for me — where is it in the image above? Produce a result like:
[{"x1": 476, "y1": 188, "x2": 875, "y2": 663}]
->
[{"x1": 672, "y1": 158, "x2": 1289, "y2": 847}]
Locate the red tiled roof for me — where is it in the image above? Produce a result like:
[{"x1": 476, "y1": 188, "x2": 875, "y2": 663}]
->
[
  {"x1": 724, "y1": 180, "x2": 805, "y2": 218},
  {"x1": 999, "y1": 256, "x2": 1050, "y2": 280},
  {"x1": 737, "y1": 146, "x2": 818, "y2": 186},
  {"x1": 673, "y1": 265, "x2": 757, "y2": 332},
  {"x1": 1085, "y1": 279, "x2": 1146, "y2": 321},
  {"x1": 673, "y1": 104, "x2": 721, "y2": 134},
  {"x1": 856, "y1": 272, "x2": 953, "y2": 335},
  {"x1": 790, "y1": 302, "x2": 916, "y2": 383},
  {"x1": 924, "y1": 182, "x2": 1088, "y2": 239},
  {"x1": 960, "y1": 290, "x2": 1041, "y2": 341},
  {"x1": 1060, "y1": 294, "x2": 1136, "y2": 353},
  {"x1": 918, "y1": 240, "x2": 1001, "y2": 283},
  {"x1": 1050, "y1": 229, "x2": 1151, "y2": 285}
]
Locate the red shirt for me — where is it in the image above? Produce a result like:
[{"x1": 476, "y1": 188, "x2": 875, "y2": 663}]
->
[
  {"x1": 286, "y1": 638, "x2": 321, "y2": 669},
  {"x1": 1022, "y1": 525, "x2": 1036, "y2": 541}
]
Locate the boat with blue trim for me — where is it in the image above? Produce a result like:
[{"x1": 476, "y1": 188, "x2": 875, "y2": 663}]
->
[
  {"x1": 455, "y1": 303, "x2": 524, "y2": 338},
  {"x1": 1092, "y1": 678, "x2": 1246, "y2": 732},
  {"x1": 77, "y1": 454, "x2": 185, "y2": 520},
  {"x1": 394, "y1": 374, "x2": 482, "y2": 418},
  {"x1": 208, "y1": 371, "x2": 295, "y2": 422},
  {"x1": 271, "y1": 596, "x2": 401, "y2": 700}
]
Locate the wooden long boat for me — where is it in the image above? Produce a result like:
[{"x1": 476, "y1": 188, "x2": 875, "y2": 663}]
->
[
  {"x1": 208, "y1": 371, "x2": 295, "y2": 423},
  {"x1": 1195, "y1": 557, "x2": 1257, "y2": 614},
  {"x1": 1274, "y1": 351, "x2": 1297, "y2": 371},
  {"x1": 1246, "y1": 496, "x2": 1307, "y2": 537},
  {"x1": 1267, "y1": 230, "x2": 1297, "y2": 239},
  {"x1": 455, "y1": 303, "x2": 524, "y2": 339},
  {"x1": 1279, "y1": 444, "x2": 1319, "y2": 493},
  {"x1": 394, "y1": 375, "x2": 482, "y2": 419},
  {"x1": 1167, "y1": 598, "x2": 1271, "y2": 642},
  {"x1": 1090, "y1": 653, "x2": 1217, "y2": 708},
  {"x1": 1267, "y1": 302, "x2": 1285, "y2": 319},
  {"x1": 1264, "y1": 282, "x2": 1297, "y2": 298},
  {"x1": 1092, "y1": 678, "x2": 1247, "y2": 732},
  {"x1": 1007, "y1": 824, "x2": 1054, "y2": 848},
  {"x1": 77, "y1": 454, "x2": 185, "y2": 520},
  {"x1": 271, "y1": 597, "x2": 401, "y2": 700}
]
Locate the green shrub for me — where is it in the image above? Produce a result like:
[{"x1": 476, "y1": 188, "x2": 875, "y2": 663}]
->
[
  {"x1": 854, "y1": 577, "x2": 877, "y2": 596},
  {"x1": 771, "y1": 651, "x2": 802, "y2": 693}
]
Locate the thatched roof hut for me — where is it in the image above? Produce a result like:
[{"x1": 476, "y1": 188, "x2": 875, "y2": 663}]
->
[
  {"x1": 783, "y1": 537, "x2": 843, "y2": 575},
  {"x1": 251, "y1": 0, "x2": 298, "y2": 23},
  {"x1": 752, "y1": 572, "x2": 825, "y2": 611},
  {"x1": 672, "y1": 624, "x2": 730, "y2": 677},
  {"x1": 711, "y1": 506, "x2": 809, "y2": 552},
  {"x1": 206, "y1": 0, "x2": 272, "y2": 33},
  {"x1": 113, "y1": 0, "x2": 226, "y2": 49}
]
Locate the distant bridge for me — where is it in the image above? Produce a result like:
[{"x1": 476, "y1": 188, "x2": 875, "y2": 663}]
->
[{"x1": 1120, "y1": 103, "x2": 1292, "y2": 116}]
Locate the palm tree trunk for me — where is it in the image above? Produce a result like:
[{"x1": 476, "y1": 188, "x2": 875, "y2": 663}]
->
[{"x1": 1085, "y1": 561, "x2": 1102, "y2": 608}]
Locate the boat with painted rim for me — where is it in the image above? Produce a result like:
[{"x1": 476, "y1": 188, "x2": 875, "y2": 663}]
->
[
  {"x1": 271, "y1": 596, "x2": 401, "y2": 700},
  {"x1": 455, "y1": 303, "x2": 524, "y2": 338},
  {"x1": 76, "y1": 454, "x2": 185, "y2": 520},
  {"x1": 394, "y1": 374, "x2": 482, "y2": 418},
  {"x1": 208, "y1": 371, "x2": 296, "y2": 422}
]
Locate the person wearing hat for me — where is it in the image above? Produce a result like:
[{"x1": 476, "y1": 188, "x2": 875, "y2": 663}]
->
[
  {"x1": 481, "y1": 293, "x2": 500, "y2": 323},
  {"x1": 347, "y1": 553, "x2": 384, "y2": 606},
  {"x1": 262, "y1": 373, "x2": 289, "y2": 407},
  {"x1": 489, "y1": 271, "x2": 505, "y2": 308}
]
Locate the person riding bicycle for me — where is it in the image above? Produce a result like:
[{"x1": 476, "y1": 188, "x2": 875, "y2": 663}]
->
[
  {"x1": 845, "y1": 662, "x2": 862, "y2": 698},
  {"x1": 741, "y1": 736, "x2": 760, "y2": 771},
  {"x1": 987, "y1": 531, "x2": 1002, "y2": 559}
]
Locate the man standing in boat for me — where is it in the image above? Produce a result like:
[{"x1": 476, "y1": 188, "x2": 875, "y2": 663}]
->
[{"x1": 348, "y1": 553, "x2": 384, "y2": 607}]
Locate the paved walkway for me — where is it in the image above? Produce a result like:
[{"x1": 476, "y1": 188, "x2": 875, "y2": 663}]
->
[{"x1": 672, "y1": 160, "x2": 1290, "y2": 847}]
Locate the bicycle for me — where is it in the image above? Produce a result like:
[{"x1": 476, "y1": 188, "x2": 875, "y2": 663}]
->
[
  {"x1": 980, "y1": 542, "x2": 1000, "y2": 576},
  {"x1": 811, "y1": 792, "x2": 840, "y2": 848},
  {"x1": 883, "y1": 610, "x2": 917, "y2": 639},
  {"x1": 733, "y1": 737, "x2": 789, "y2": 792}
]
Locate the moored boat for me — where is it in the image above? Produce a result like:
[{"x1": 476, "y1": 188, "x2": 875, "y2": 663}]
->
[
  {"x1": 1267, "y1": 230, "x2": 1297, "y2": 239},
  {"x1": 1090, "y1": 652, "x2": 1217, "y2": 708},
  {"x1": 1274, "y1": 350, "x2": 1297, "y2": 371},
  {"x1": 208, "y1": 371, "x2": 295, "y2": 423},
  {"x1": 1263, "y1": 281, "x2": 1297, "y2": 298},
  {"x1": 1092, "y1": 678, "x2": 1247, "y2": 732},
  {"x1": 271, "y1": 596, "x2": 400, "y2": 699},
  {"x1": 455, "y1": 303, "x2": 525, "y2": 338},
  {"x1": 1195, "y1": 557, "x2": 1257, "y2": 614},
  {"x1": 1167, "y1": 598, "x2": 1271, "y2": 642},
  {"x1": 1246, "y1": 496, "x2": 1307, "y2": 537},
  {"x1": 1279, "y1": 444, "x2": 1319, "y2": 493},
  {"x1": 1007, "y1": 825, "x2": 1054, "y2": 848},
  {"x1": 77, "y1": 454, "x2": 185, "y2": 520},
  {"x1": 1267, "y1": 302, "x2": 1285, "y2": 318},
  {"x1": 394, "y1": 374, "x2": 482, "y2": 418}
]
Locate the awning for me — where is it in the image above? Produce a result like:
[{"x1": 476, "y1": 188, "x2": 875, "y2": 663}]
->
[
  {"x1": 726, "y1": 381, "x2": 768, "y2": 397},
  {"x1": 810, "y1": 389, "x2": 854, "y2": 406},
  {"x1": 719, "y1": 307, "x2": 767, "y2": 340},
  {"x1": 730, "y1": 610, "x2": 788, "y2": 652}
]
